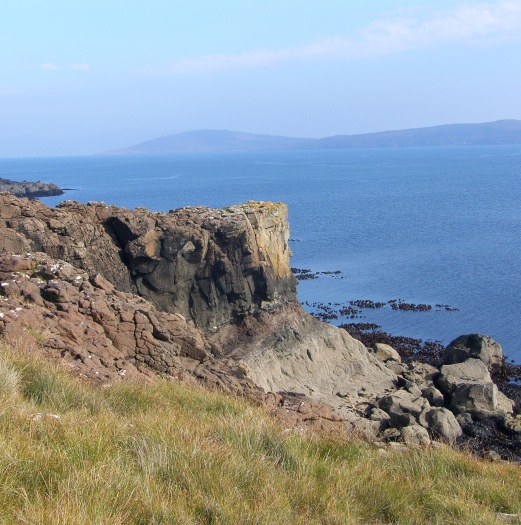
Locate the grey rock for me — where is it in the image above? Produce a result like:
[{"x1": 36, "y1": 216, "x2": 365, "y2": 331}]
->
[
  {"x1": 381, "y1": 427, "x2": 401, "y2": 440},
  {"x1": 388, "y1": 442, "x2": 408, "y2": 452},
  {"x1": 450, "y1": 382, "x2": 497, "y2": 413},
  {"x1": 456, "y1": 412, "x2": 474, "y2": 433},
  {"x1": 372, "y1": 343, "x2": 401, "y2": 363},
  {"x1": 403, "y1": 380, "x2": 423, "y2": 398},
  {"x1": 438, "y1": 359, "x2": 491, "y2": 396},
  {"x1": 485, "y1": 450, "x2": 502, "y2": 462},
  {"x1": 403, "y1": 362, "x2": 439, "y2": 385},
  {"x1": 501, "y1": 414, "x2": 521, "y2": 434},
  {"x1": 496, "y1": 391, "x2": 515, "y2": 415},
  {"x1": 444, "y1": 334, "x2": 504, "y2": 369},
  {"x1": 386, "y1": 361, "x2": 407, "y2": 375},
  {"x1": 425, "y1": 407, "x2": 463, "y2": 441},
  {"x1": 215, "y1": 303, "x2": 398, "y2": 427},
  {"x1": 401, "y1": 424, "x2": 431, "y2": 446},
  {"x1": 369, "y1": 407, "x2": 391, "y2": 422},
  {"x1": 377, "y1": 389, "x2": 430, "y2": 429},
  {"x1": 421, "y1": 386, "x2": 445, "y2": 407}
]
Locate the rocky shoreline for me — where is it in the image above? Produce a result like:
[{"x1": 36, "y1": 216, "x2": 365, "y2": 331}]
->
[
  {"x1": 0, "y1": 193, "x2": 519, "y2": 462},
  {"x1": 0, "y1": 177, "x2": 63, "y2": 199}
]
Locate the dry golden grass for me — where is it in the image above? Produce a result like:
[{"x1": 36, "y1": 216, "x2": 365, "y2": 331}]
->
[{"x1": 0, "y1": 341, "x2": 519, "y2": 524}]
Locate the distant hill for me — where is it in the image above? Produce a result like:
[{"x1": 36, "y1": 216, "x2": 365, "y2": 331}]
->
[
  {"x1": 314, "y1": 119, "x2": 521, "y2": 149},
  {"x1": 99, "y1": 120, "x2": 521, "y2": 155},
  {"x1": 100, "y1": 129, "x2": 313, "y2": 155}
]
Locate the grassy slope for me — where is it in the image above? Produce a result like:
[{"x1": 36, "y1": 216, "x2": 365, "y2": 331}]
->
[{"x1": 0, "y1": 342, "x2": 519, "y2": 525}]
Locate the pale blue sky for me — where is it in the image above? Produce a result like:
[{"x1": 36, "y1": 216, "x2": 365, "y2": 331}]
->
[{"x1": 1, "y1": 0, "x2": 521, "y2": 155}]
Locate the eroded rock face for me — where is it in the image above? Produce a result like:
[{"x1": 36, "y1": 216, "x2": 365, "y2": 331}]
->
[
  {"x1": 0, "y1": 252, "x2": 212, "y2": 381},
  {"x1": 0, "y1": 194, "x2": 296, "y2": 330},
  {"x1": 0, "y1": 252, "x2": 345, "y2": 434},
  {"x1": 207, "y1": 303, "x2": 398, "y2": 433}
]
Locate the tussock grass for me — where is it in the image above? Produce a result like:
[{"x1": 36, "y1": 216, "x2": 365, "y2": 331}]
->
[{"x1": 0, "y1": 341, "x2": 519, "y2": 524}]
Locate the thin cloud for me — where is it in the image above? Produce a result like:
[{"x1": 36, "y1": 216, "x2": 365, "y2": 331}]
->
[
  {"x1": 40, "y1": 62, "x2": 59, "y2": 71},
  {"x1": 139, "y1": 0, "x2": 521, "y2": 74},
  {"x1": 71, "y1": 63, "x2": 90, "y2": 71}
]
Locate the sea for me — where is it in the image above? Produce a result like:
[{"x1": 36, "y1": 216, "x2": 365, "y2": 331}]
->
[{"x1": 1, "y1": 146, "x2": 520, "y2": 363}]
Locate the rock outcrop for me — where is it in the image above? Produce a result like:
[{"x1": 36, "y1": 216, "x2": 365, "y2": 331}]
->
[
  {"x1": 0, "y1": 178, "x2": 63, "y2": 199},
  {"x1": 206, "y1": 302, "x2": 397, "y2": 435},
  {"x1": 0, "y1": 194, "x2": 296, "y2": 330},
  {"x1": 0, "y1": 193, "x2": 519, "y2": 458},
  {"x1": 0, "y1": 252, "x2": 343, "y2": 434},
  {"x1": 0, "y1": 194, "x2": 379, "y2": 434}
]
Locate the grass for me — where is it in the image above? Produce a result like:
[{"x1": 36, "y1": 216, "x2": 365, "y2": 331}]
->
[{"x1": 0, "y1": 341, "x2": 520, "y2": 524}]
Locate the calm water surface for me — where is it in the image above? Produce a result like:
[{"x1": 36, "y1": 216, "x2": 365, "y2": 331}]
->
[{"x1": 2, "y1": 146, "x2": 520, "y2": 362}]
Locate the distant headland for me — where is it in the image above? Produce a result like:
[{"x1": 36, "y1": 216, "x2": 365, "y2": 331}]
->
[
  {"x1": 99, "y1": 119, "x2": 521, "y2": 155},
  {"x1": 0, "y1": 177, "x2": 63, "y2": 198}
]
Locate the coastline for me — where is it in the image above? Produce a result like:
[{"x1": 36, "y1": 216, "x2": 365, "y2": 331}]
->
[{"x1": 0, "y1": 177, "x2": 63, "y2": 198}]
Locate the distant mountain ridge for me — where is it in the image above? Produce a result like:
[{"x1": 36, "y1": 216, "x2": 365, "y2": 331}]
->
[
  {"x1": 101, "y1": 129, "x2": 314, "y2": 155},
  {"x1": 99, "y1": 120, "x2": 521, "y2": 155}
]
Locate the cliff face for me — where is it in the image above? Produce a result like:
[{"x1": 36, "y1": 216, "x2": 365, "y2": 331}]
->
[
  {"x1": 0, "y1": 193, "x2": 389, "y2": 433},
  {"x1": 2, "y1": 193, "x2": 517, "y2": 456},
  {"x1": 0, "y1": 194, "x2": 296, "y2": 330}
]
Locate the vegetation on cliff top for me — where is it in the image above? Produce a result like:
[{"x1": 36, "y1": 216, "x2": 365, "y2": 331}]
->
[{"x1": 1, "y1": 341, "x2": 520, "y2": 525}]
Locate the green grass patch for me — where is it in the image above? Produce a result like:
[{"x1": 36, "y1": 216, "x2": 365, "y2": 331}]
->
[{"x1": 0, "y1": 341, "x2": 520, "y2": 524}]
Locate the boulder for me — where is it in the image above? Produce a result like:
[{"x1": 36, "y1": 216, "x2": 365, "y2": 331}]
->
[
  {"x1": 403, "y1": 362, "x2": 439, "y2": 386},
  {"x1": 450, "y1": 382, "x2": 497, "y2": 413},
  {"x1": 437, "y1": 359, "x2": 491, "y2": 396},
  {"x1": 437, "y1": 357, "x2": 516, "y2": 416},
  {"x1": 425, "y1": 407, "x2": 463, "y2": 441},
  {"x1": 372, "y1": 343, "x2": 401, "y2": 363},
  {"x1": 444, "y1": 334, "x2": 503, "y2": 369},
  {"x1": 421, "y1": 386, "x2": 445, "y2": 407},
  {"x1": 501, "y1": 414, "x2": 521, "y2": 435},
  {"x1": 377, "y1": 389, "x2": 430, "y2": 429},
  {"x1": 496, "y1": 391, "x2": 515, "y2": 415},
  {"x1": 401, "y1": 424, "x2": 431, "y2": 446}
]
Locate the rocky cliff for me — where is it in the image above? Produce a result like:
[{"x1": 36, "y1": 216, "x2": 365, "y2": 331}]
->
[
  {"x1": 0, "y1": 193, "x2": 519, "y2": 458},
  {"x1": 0, "y1": 194, "x2": 296, "y2": 330}
]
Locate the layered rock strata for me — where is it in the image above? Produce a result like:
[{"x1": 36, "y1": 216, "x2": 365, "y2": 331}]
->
[{"x1": 0, "y1": 193, "x2": 296, "y2": 330}]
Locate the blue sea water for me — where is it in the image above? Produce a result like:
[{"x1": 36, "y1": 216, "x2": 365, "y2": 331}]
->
[{"x1": 1, "y1": 146, "x2": 520, "y2": 362}]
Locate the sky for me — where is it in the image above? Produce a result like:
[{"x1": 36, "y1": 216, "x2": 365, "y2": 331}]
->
[{"x1": 1, "y1": 0, "x2": 521, "y2": 156}]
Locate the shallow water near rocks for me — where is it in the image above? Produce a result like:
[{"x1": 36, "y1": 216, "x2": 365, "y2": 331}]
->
[{"x1": 2, "y1": 145, "x2": 520, "y2": 363}]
